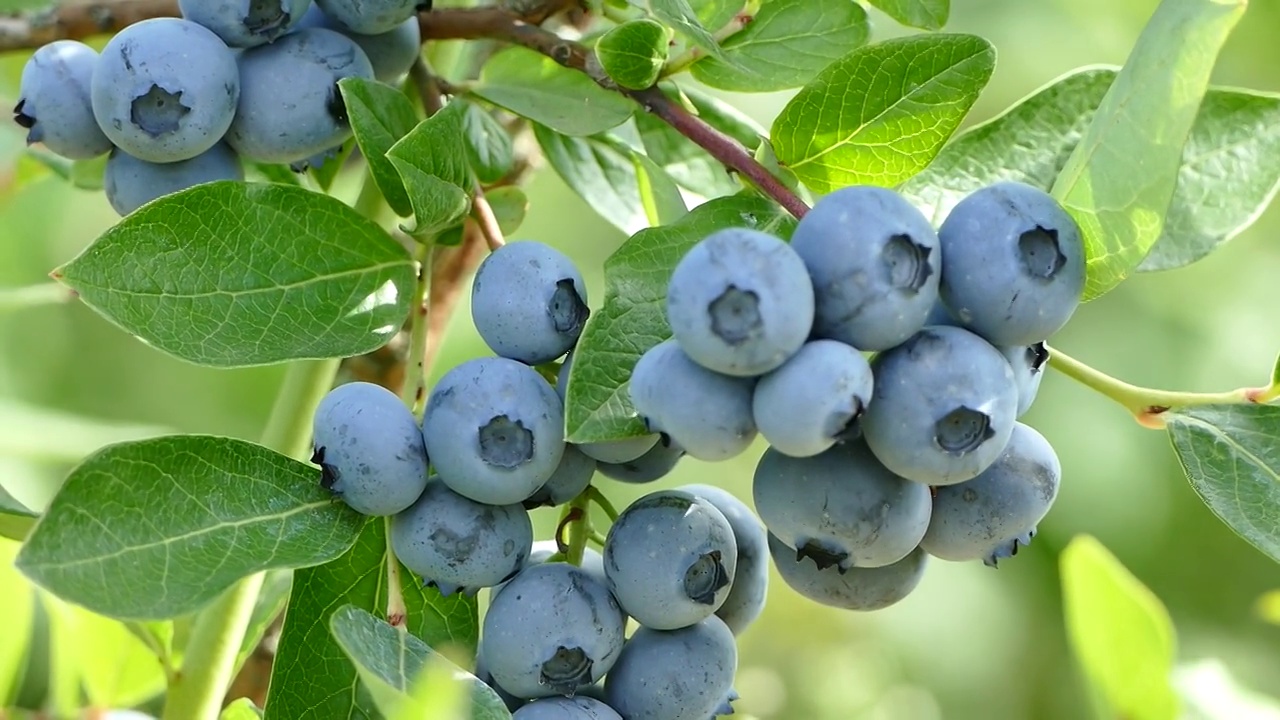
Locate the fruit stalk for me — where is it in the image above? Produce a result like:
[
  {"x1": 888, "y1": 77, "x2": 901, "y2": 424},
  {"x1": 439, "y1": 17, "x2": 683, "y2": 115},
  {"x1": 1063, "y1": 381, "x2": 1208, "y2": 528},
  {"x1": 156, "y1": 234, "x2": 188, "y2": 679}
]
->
[
  {"x1": 162, "y1": 357, "x2": 341, "y2": 720},
  {"x1": 1046, "y1": 344, "x2": 1274, "y2": 428}
]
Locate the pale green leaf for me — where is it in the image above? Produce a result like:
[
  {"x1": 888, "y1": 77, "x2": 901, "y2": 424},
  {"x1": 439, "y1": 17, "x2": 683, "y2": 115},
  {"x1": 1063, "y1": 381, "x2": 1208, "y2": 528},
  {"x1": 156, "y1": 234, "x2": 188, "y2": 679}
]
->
[
  {"x1": 1060, "y1": 535, "x2": 1180, "y2": 720},
  {"x1": 16, "y1": 435, "x2": 366, "y2": 620},
  {"x1": 1166, "y1": 405, "x2": 1280, "y2": 564},
  {"x1": 1175, "y1": 659, "x2": 1280, "y2": 720},
  {"x1": 772, "y1": 34, "x2": 995, "y2": 194},
  {"x1": 0, "y1": 539, "x2": 35, "y2": 707},
  {"x1": 0, "y1": 398, "x2": 170, "y2": 464},
  {"x1": 634, "y1": 152, "x2": 689, "y2": 226},
  {"x1": 691, "y1": 0, "x2": 870, "y2": 92},
  {"x1": 221, "y1": 698, "x2": 266, "y2": 719},
  {"x1": 55, "y1": 182, "x2": 416, "y2": 368},
  {"x1": 340, "y1": 77, "x2": 419, "y2": 217},
  {"x1": 42, "y1": 595, "x2": 167, "y2": 709},
  {"x1": 1050, "y1": 0, "x2": 1246, "y2": 300},
  {"x1": 388, "y1": 101, "x2": 474, "y2": 237}
]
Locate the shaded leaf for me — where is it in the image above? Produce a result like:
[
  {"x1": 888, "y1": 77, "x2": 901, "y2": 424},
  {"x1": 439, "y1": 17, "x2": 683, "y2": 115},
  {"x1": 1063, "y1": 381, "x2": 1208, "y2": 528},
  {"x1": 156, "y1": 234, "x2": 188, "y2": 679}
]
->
[
  {"x1": 534, "y1": 123, "x2": 684, "y2": 235},
  {"x1": 565, "y1": 195, "x2": 796, "y2": 443},
  {"x1": 635, "y1": 152, "x2": 689, "y2": 226},
  {"x1": 0, "y1": 539, "x2": 35, "y2": 707},
  {"x1": 473, "y1": 46, "x2": 635, "y2": 136},
  {"x1": 485, "y1": 186, "x2": 529, "y2": 236},
  {"x1": 1050, "y1": 0, "x2": 1246, "y2": 300},
  {"x1": 0, "y1": 397, "x2": 170, "y2": 464},
  {"x1": 1166, "y1": 404, "x2": 1280, "y2": 565},
  {"x1": 598, "y1": 19, "x2": 670, "y2": 90},
  {"x1": 329, "y1": 605, "x2": 510, "y2": 720},
  {"x1": 772, "y1": 34, "x2": 995, "y2": 194},
  {"x1": 16, "y1": 435, "x2": 365, "y2": 620},
  {"x1": 264, "y1": 520, "x2": 477, "y2": 720},
  {"x1": 461, "y1": 101, "x2": 515, "y2": 185},
  {"x1": 866, "y1": 0, "x2": 949, "y2": 30},
  {"x1": 304, "y1": 140, "x2": 356, "y2": 192},
  {"x1": 55, "y1": 182, "x2": 415, "y2": 368},
  {"x1": 42, "y1": 595, "x2": 167, "y2": 708},
  {"x1": 388, "y1": 101, "x2": 474, "y2": 237},
  {"x1": 340, "y1": 77, "x2": 420, "y2": 217},
  {"x1": 1060, "y1": 535, "x2": 1179, "y2": 720},
  {"x1": 634, "y1": 85, "x2": 763, "y2": 198},
  {"x1": 690, "y1": 0, "x2": 745, "y2": 30},
  {"x1": 691, "y1": 0, "x2": 870, "y2": 92}
]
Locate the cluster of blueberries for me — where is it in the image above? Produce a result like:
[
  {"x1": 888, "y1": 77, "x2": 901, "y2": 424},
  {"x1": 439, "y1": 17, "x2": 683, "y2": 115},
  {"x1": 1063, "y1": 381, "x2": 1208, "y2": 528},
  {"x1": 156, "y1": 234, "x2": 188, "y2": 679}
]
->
[
  {"x1": 312, "y1": 239, "x2": 761, "y2": 719},
  {"x1": 11, "y1": 0, "x2": 426, "y2": 216},
  {"x1": 629, "y1": 180, "x2": 1075, "y2": 615}
]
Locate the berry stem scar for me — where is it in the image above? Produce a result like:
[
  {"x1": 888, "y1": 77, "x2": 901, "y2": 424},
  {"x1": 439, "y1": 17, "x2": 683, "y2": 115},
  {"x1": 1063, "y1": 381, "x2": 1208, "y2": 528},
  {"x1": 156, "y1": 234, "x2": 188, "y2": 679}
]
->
[{"x1": 1045, "y1": 344, "x2": 1277, "y2": 428}]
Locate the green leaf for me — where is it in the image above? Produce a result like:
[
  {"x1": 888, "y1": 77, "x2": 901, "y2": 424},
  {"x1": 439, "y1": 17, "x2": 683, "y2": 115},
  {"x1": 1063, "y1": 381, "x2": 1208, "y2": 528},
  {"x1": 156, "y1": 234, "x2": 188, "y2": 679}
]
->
[
  {"x1": 635, "y1": 152, "x2": 689, "y2": 226},
  {"x1": 1166, "y1": 404, "x2": 1280, "y2": 565},
  {"x1": 1050, "y1": 0, "x2": 1245, "y2": 300},
  {"x1": 55, "y1": 182, "x2": 415, "y2": 367},
  {"x1": 70, "y1": 153, "x2": 109, "y2": 191},
  {"x1": 1272, "y1": 354, "x2": 1280, "y2": 387},
  {"x1": 221, "y1": 698, "x2": 265, "y2": 720},
  {"x1": 0, "y1": 539, "x2": 35, "y2": 707},
  {"x1": 485, "y1": 186, "x2": 529, "y2": 236},
  {"x1": 598, "y1": 19, "x2": 671, "y2": 91},
  {"x1": 866, "y1": 0, "x2": 950, "y2": 30},
  {"x1": 0, "y1": 480, "x2": 36, "y2": 540},
  {"x1": 565, "y1": 195, "x2": 796, "y2": 443},
  {"x1": 473, "y1": 46, "x2": 635, "y2": 136},
  {"x1": 647, "y1": 0, "x2": 729, "y2": 62},
  {"x1": 690, "y1": 0, "x2": 870, "y2": 92},
  {"x1": 461, "y1": 101, "x2": 515, "y2": 185},
  {"x1": 340, "y1": 77, "x2": 419, "y2": 217},
  {"x1": 534, "y1": 123, "x2": 684, "y2": 235},
  {"x1": 690, "y1": 0, "x2": 745, "y2": 30},
  {"x1": 1139, "y1": 88, "x2": 1280, "y2": 271},
  {"x1": 772, "y1": 34, "x2": 995, "y2": 194},
  {"x1": 0, "y1": 398, "x2": 170, "y2": 464},
  {"x1": 15, "y1": 435, "x2": 365, "y2": 620},
  {"x1": 125, "y1": 619, "x2": 175, "y2": 673},
  {"x1": 43, "y1": 597, "x2": 167, "y2": 708},
  {"x1": 250, "y1": 162, "x2": 303, "y2": 186},
  {"x1": 0, "y1": 484, "x2": 35, "y2": 518},
  {"x1": 329, "y1": 605, "x2": 510, "y2": 720},
  {"x1": 264, "y1": 520, "x2": 476, "y2": 720},
  {"x1": 388, "y1": 101, "x2": 474, "y2": 237},
  {"x1": 1060, "y1": 535, "x2": 1180, "y2": 720}
]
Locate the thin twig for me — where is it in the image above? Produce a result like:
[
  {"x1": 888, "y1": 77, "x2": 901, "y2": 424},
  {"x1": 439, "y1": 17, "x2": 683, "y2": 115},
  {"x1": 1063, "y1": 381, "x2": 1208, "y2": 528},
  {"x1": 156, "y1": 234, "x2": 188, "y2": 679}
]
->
[{"x1": 470, "y1": 185, "x2": 507, "y2": 251}]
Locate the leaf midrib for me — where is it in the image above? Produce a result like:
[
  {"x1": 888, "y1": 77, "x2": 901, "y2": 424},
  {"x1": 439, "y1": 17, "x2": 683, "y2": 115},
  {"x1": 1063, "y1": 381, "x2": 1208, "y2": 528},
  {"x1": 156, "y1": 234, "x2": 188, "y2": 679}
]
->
[{"x1": 65, "y1": 260, "x2": 408, "y2": 300}]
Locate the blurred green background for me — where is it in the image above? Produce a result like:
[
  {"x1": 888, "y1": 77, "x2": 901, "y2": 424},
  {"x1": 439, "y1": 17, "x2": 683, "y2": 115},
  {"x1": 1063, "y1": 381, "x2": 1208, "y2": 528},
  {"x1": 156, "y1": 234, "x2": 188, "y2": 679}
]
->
[{"x1": 2, "y1": 0, "x2": 1279, "y2": 718}]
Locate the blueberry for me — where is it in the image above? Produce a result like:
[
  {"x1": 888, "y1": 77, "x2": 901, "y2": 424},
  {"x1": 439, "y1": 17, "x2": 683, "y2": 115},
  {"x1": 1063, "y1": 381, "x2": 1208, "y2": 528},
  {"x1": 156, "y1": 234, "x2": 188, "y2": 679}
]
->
[
  {"x1": 310, "y1": 381, "x2": 427, "y2": 516},
  {"x1": 751, "y1": 339, "x2": 873, "y2": 458},
  {"x1": 471, "y1": 241, "x2": 590, "y2": 365},
  {"x1": 513, "y1": 696, "x2": 622, "y2": 720},
  {"x1": 421, "y1": 357, "x2": 566, "y2": 505},
  {"x1": 604, "y1": 490, "x2": 737, "y2": 630},
  {"x1": 104, "y1": 142, "x2": 244, "y2": 216},
  {"x1": 595, "y1": 433, "x2": 685, "y2": 484},
  {"x1": 753, "y1": 441, "x2": 931, "y2": 571},
  {"x1": 677, "y1": 484, "x2": 769, "y2": 636},
  {"x1": 390, "y1": 477, "x2": 532, "y2": 596},
  {"x1": 315, "y1": 0, "x2": 422, "y2": 35},
  {"x1": 13, "y1": 41, "x2": 112, "y2": 160},
  {"x1": 861, "y1": 326, "x2": 1018, "y2": 486},
  {"x1": 666, "y1": 227, "x2": 815, "y2": 376},
  {"x1": 226, "y1": 27, "x2": 373, "y2": 164},
  {"x1": 91, "y1": 18, "x2": 240, "y2": 163},
  {"x1": 768, "y1": 532, "x2": 926, "y2": 611},
  {"x1": 297, "y1": 5, "x2": 422, "y2": 82},
  {"x1": 790, "y1": 185, "x2": 941, "y2": 351},
  {"x1": 490, "y1": 539, "x2": 608, "y2": 601},
  {"x1": 482, "y1": 563, "x2": 626, "y2": 698},
  {"x1": 604, "y1": 615, "x2": 738, "y2": 720},
  {"x1": 474, "y1": 643, "x2": 529, "y2": 712},
  {"x1": 938, "y1": 181, "x2": 1085, "y2": 346},
  {"x1": 921, "y1": 423, "x2": 1061, "y2": 566},
  {"x1": 628, "y1": 340, "x2": 757, "y2": 462},
  {"x1": 178, "y1": 0, "x2": 312, "y2": 48},
  {"x1": 1003, "y1": 342, "x2": 1049, "y2": 417},
  {"x1": 522, "y1": 444, "x2": 596, "y2": 509}
]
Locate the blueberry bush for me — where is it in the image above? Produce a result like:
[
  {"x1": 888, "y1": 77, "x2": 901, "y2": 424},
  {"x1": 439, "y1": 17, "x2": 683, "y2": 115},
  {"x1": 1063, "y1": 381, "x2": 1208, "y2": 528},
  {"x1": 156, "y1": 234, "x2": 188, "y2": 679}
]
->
[{"x1": 1, "y1": 0, "x2": 1279, "y2": 718}]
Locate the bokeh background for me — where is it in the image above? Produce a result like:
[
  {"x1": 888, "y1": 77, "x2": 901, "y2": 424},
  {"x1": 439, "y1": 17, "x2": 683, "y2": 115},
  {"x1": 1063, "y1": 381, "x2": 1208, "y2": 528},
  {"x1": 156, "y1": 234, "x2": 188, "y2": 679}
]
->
[{"x1": 2, "y1": 0, "x2": 1279, "y2": 718}]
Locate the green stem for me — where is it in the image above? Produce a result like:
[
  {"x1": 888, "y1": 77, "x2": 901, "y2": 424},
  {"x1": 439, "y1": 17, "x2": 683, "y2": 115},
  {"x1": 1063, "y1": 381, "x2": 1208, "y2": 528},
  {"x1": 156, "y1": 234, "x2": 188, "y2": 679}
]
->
[
  {"x1": 162, "y1": 358, "x2": 341, "y2": 720},
  {"x1": 564, "y1": 491, "x2": 593, "y2": 567},
  {"x1": 353, "y1": 168, "x2": 384, "y2": 221},
  {"x1": 586, "y1": 486, "x2": 619, "y2": 523},
  {"x1": 659, "y1": 1, "x2": 757, "y2": 78},
  {"x1": 399, "y1": 244, "x2": 435, "y2": 419},
  {"x1": 384, "y1": 516, "x2": 408, "y2": 629},
  {"x1": 1046, "y1": 344, "x2": 1273, "y2": 428},
  {"x1": 588, "y1": 530, "x2": 608, "y2": 548},
  {"x1": 0, "y1": 282, "x2": 73, "y2": 314}
]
